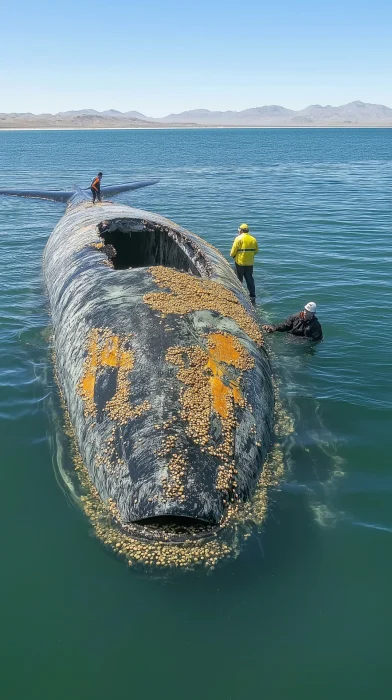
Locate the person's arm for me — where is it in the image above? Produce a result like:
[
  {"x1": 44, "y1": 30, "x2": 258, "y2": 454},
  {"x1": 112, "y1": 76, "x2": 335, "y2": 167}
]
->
[
  {"x1": 230, "y1": 238, "x2": 239, "y2": 259},
  {"x1": 263, "y1": 315, "x2": 295, "y2": 333},
  {"x1": 254, "y1": 239, "x2": 259, "y2": 255},
  {"x1": 273, "y1": 315, "x2": 295, "y2": 332},
  {"x1": 230, "y1": 238, "x2": 239, "y2": 258}
]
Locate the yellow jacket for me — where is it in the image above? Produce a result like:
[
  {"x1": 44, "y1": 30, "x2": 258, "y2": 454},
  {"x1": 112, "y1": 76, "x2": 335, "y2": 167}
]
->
[{"x1": 230, "y1": 233, "x2": 259, "y2": 266}]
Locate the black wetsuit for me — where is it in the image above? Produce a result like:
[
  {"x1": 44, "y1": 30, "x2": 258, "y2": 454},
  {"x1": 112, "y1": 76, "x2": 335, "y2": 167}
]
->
[{"x1": 271, "y1": 312, "x2": 323, "y2": 340}]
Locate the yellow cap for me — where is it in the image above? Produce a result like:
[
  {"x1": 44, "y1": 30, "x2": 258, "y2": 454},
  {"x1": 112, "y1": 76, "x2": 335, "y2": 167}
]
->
[{"x1": 239, "y1": 223, "x2": 249, "y2": 232}]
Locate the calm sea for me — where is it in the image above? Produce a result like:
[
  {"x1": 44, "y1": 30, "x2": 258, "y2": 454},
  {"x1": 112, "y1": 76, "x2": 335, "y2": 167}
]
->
[{"x1": 0, "y1": 128, "x2": 391, "y2": 700}]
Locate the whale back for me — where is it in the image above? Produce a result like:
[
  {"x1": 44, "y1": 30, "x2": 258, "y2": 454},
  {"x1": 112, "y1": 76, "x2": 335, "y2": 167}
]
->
[{"x1": 43, "y1": 201, "x2": 274, "y2": 532}]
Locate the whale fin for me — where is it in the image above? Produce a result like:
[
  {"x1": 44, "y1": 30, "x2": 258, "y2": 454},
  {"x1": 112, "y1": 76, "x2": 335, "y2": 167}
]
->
[
  {"x1": 0, "y1": 179, "x2": 159, "y2": 204},
  {"x1": 0, "y1": 188, "x2": 73, "y2": 202},
  {"x1": 97, "y1": 179, "x2": 159, "y2": 197}
]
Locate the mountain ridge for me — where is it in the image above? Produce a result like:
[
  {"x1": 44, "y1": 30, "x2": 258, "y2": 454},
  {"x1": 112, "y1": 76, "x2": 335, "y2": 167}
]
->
[{"x1": 1, "y1": 101, "x2": 392, "y2": 128}]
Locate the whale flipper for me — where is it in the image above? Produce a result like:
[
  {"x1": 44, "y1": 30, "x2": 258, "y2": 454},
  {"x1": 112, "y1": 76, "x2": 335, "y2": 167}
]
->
[
  {"x1": 0, "y1": 179, "x2": 159, "y2": 204},
  {"x1": 97, "y1": 180, "x2": 159, "y2": 197},
  {"x1": 0, "y1": 188, "x2": 73, "y2": 202}
]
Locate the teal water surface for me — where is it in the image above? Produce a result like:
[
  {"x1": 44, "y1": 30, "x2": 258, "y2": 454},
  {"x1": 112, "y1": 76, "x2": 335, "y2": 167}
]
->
[{"x1": 0, "y1": 128, "x2": 391, "y2": 699}]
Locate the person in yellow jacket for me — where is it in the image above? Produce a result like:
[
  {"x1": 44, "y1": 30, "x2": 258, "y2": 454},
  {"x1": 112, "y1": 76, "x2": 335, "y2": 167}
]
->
[{"x1": 230, "y1": 223, "x2": 259, "y2": 305}]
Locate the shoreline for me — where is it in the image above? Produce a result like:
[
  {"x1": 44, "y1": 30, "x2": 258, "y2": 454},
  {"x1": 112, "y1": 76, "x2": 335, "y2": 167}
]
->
[{"x1": 1, "y1": 125, "x2": 392, "y2": 132}]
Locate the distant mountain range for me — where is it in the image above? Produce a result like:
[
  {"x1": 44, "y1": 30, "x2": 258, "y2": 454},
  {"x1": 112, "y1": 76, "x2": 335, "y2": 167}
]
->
[{"x1": 1, "y1": 101, "x2": 392, "y2": 128}]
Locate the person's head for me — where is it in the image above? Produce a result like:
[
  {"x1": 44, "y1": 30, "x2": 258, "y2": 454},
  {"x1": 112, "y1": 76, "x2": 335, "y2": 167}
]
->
[
  {"x1": 238, "y1": 223, "x2": 249, "y2": 234},
  {"x1": 304, "y1": 301, "x2": 317, "y2": 320},
  {"x1": 98, "y1": 172, "x2": 103, "y2": 179}
]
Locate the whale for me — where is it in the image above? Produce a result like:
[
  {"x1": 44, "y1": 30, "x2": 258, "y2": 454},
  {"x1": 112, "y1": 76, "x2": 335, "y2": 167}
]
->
[{"x1": 0, "y1": 181, "x2": 274, "y2": 548}]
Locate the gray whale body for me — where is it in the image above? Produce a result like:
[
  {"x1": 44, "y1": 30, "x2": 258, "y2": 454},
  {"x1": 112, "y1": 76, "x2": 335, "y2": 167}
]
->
[{"x1": 1, "y1": 182, "x2": 274, "y2": 542}]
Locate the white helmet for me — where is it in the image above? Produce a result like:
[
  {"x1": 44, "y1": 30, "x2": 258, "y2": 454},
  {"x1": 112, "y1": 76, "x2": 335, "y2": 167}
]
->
[{"x1": 304, "y1": 302, "x2": 317, "y2": 313}]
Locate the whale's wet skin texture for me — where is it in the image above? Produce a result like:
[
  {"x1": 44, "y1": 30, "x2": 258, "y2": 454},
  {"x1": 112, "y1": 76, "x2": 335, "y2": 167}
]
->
[{"x1": 2, "y1": 183, "x2": 277, "y2": 568}]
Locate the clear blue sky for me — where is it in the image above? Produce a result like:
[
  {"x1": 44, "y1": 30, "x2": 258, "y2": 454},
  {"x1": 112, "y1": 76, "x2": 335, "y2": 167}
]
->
[{"x1": 0, "y1": 0, "x2": 391, "y2": 115}]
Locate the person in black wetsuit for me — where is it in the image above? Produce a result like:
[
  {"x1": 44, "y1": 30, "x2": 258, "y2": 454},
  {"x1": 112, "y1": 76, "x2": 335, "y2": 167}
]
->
[
  {"x1": 262, "y1": 301, "x2": 323, "y2": 340},
  {"x1": 91, "y1": 172, "x2": 103, "y2": 203}
]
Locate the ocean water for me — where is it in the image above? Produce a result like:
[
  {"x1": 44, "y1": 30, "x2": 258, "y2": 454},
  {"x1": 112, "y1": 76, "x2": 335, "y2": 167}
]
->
[{"x1": 0, "y1": 128, "x2": 391, "y2": 699}]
